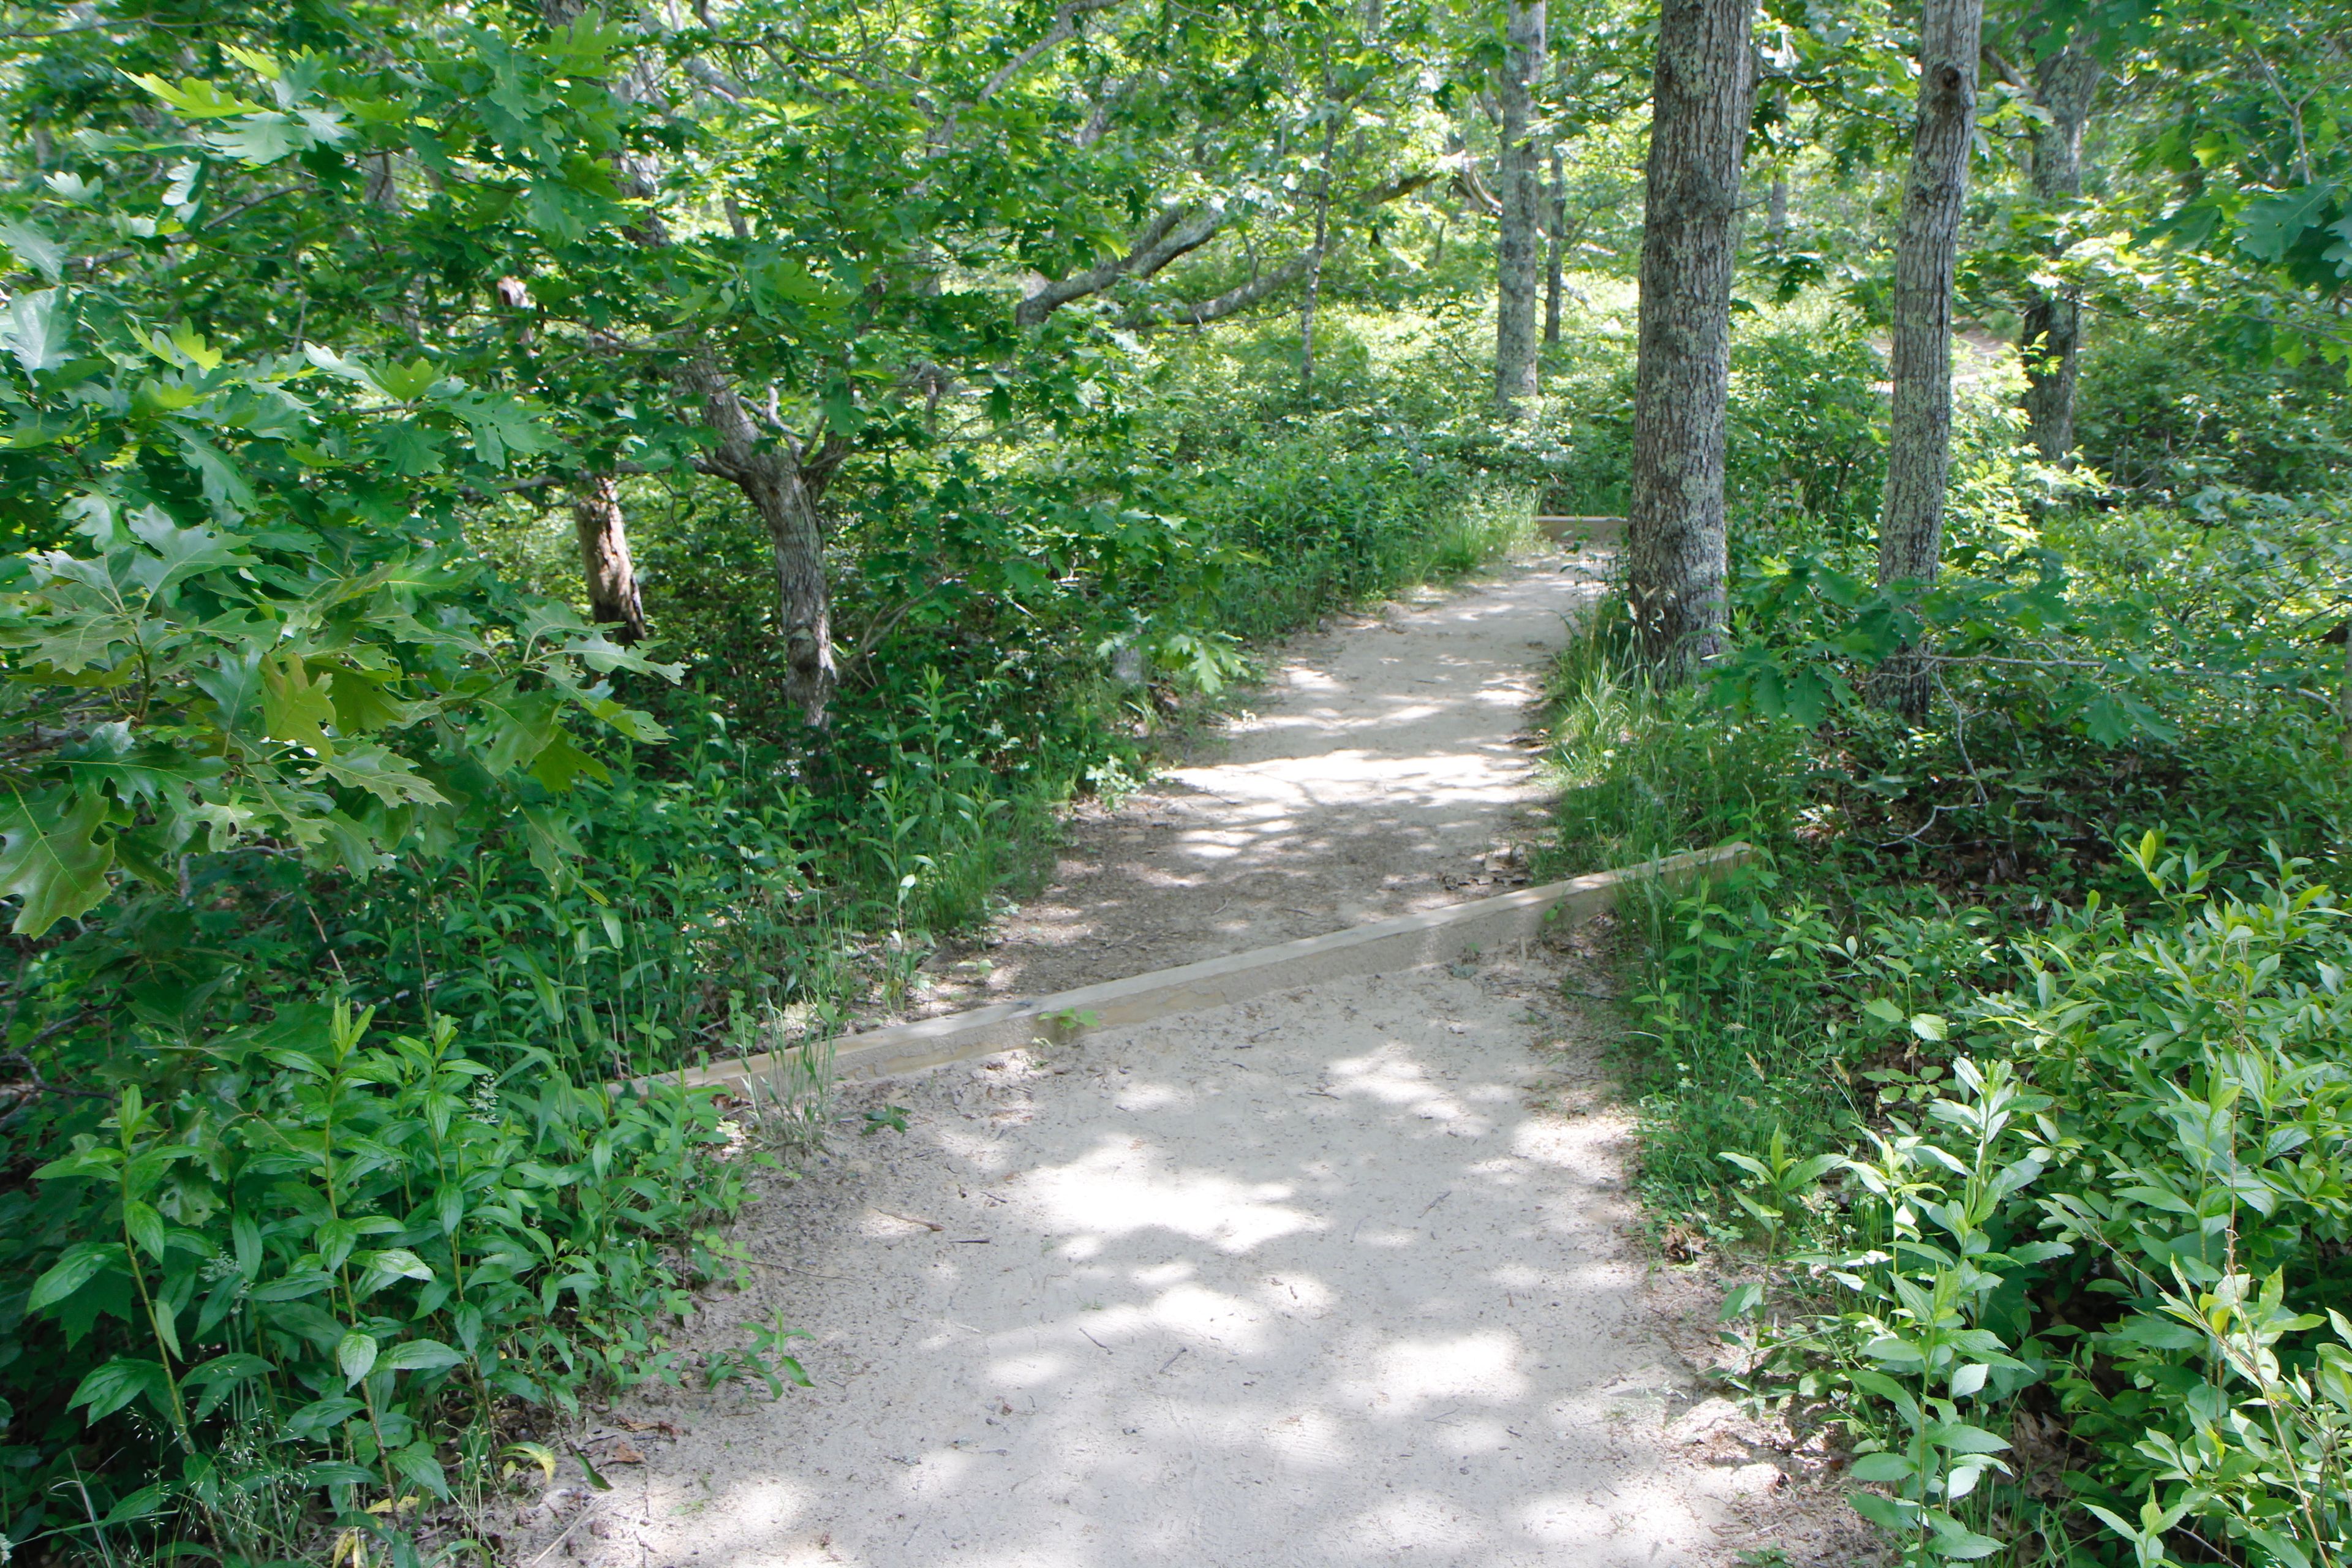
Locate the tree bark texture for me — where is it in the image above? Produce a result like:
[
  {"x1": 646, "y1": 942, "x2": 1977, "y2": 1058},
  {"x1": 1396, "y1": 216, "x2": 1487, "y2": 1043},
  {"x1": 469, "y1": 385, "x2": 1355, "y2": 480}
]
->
[
  {"x1": 2019, "y1": 44, "x2": 2097, "y2": 464},
  {"x1": 1874, "y1": 0, "x2": 1985, "y2": 714},
  {"x1": 1544, "y1": 143, "x2": 1567, "y2": 344},
  {"x1": 1877, "y1": 0, "x2": 1984, "y2": 591},
  {"x1": 1494, "y1": 0, "x2": 1547, "y2": 414},
  {"x1": 571, "y1": 475, "x2": 647, "y2": 644},
  {"x1": 682, "y1": 353, "x2": 839, "y2": 726},
  {"x1": 1626, "y1": 0, "x2": 1756, "y2": 674}
]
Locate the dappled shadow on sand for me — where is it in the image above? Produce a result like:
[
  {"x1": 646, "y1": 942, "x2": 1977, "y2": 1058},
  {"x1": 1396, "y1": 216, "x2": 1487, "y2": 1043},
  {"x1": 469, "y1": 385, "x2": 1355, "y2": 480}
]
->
[
  {"x1": 598, "y1": 970, "x2": 1747, "y2": 1568},
  {"x1": 914, "y1": 557, "x2": 1610, "y2": 1009}
]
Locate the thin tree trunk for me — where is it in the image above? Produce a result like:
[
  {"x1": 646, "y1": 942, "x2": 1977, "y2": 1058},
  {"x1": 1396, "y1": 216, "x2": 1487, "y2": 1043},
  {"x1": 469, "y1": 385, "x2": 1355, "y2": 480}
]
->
[
  {"x1": 546, "y1": 0, "x2": 662, "y2": 661},
  {"x1": 1300, "y1": 115, "x2": 1340, "y2": 394},
  {"x1": 1766, "y1": 174, "x2": 1788, "y2": 236},
  {"x1": 1874, "y1": 0, "x2": 1986, "y2": 715},
  {"x1": 1494, "y1": 0, "x2": 1547, "y2": 415},
  {"x1": 2020, "y1": 44, "x2": 2097, "y2": 464},
  {"x1": 364, "y1": 153, "x2": 399, "y2": 212},
  {"x1": 1544, "y1": 144, "x2": 1567, "y2": 344},
  {"x1": 682, "y1": 353, "x2": 839, "y2": 726},
  {"x1": 570, "y1": 475, "x2": 648, "y2": 644},
  {"x1": 1626, "y1": 0, "x2": 1757, "y2": 674}
]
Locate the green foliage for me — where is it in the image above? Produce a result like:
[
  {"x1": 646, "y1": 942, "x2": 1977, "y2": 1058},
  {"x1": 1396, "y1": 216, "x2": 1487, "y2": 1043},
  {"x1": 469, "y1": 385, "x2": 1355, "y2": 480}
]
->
[
  {"x1": 1726, "y1": 314, "x2": 1890, "y2": 547},
  {"x1": 1721, "y1": 846, "x2": 2352, "y2": 1568},
  {"x1": 1, "y1": 1002, "x2": 764, "y2": 1561},
  {"x1": 0, "y1": 237, "x2": 678, "y2": 939},
  {"x1": 1540, "y1": 287, "x2": 2352, "y2": 1566},
  {"x1": 2075, "y1": 320, "x2": 2352, "y2": 500},
  {"x1": 1536, "y1": 306, "x2": 1888, "y2": 533}
]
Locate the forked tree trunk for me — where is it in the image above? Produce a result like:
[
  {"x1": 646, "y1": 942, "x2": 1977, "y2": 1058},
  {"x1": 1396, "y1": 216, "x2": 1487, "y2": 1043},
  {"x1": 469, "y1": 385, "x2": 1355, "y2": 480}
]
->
[
  {"x1": 1544, "y1": 143, "x2": 1567, "y2": 344},
  {"x1": 1626, "y1": 0, "x2": 1756, "y2": 674},
  {"x1": 1494, "y1": 0, "x2": 1547, "y2": 415},
  {"x1": 682, "y1": 353, "x2": 839, "y2": 726},
  {"x1": 1874, "y1": 0, "x2": 1985, "y2": 715},
  {"x1": 539, "y1": 0, "x2": 835, "y2": 720},
  {"x1": 2020, "y1": 44, "x2": 2097, "y2": 464},
  {"x1": 571, "y1": 475, "x2": 647, "y2": 643}
]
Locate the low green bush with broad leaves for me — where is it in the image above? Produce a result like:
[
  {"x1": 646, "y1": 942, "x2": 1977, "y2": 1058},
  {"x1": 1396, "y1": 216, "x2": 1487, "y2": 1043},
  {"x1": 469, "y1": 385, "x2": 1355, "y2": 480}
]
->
[
  {"x1": 1714, "y1": 837, "x2": 2352, "y2": 1566},
  {"x1": 1541, "y1": 366, "x2": 2352, "y2": 1561},
  {"x1": 1, "y1": 1001, "x2": 786, "y2": 1566}
]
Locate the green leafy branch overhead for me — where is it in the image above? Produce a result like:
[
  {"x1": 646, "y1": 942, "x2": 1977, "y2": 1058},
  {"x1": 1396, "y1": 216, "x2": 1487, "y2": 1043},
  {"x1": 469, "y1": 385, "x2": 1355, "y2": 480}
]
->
[{"x1": 0, "y1": 238, "x2": 679, "y2": 936}]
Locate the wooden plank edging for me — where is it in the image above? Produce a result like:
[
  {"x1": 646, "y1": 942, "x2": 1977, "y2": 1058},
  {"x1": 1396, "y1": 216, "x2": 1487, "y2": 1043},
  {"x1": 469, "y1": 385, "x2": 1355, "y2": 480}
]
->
[{"x1": 660, "y1": 842, "x2": 1753, "y2": 1095}]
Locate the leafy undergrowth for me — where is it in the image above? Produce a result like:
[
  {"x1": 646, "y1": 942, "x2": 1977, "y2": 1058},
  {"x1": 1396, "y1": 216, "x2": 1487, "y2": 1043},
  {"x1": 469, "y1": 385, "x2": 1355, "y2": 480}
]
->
[
  {"x1": 1, "y1": 1003, "x2": 790, "y2": 1568},
  {"x1": 2, "y1": 305, "x2": 1540, "y2": 1564},
  {"x1": 1540, "y1": 469, "x2": 2352, "y2": 1562}
]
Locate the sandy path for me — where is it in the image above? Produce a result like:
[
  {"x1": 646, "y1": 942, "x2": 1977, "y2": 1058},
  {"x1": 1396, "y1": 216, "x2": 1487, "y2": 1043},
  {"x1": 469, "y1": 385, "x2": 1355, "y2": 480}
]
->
[
  {"x1": 527, "y1": 554, "x2": 1793, "y2": 1568},
  {"x1": 910, "y1": 541, "x2": 1613, "y2": 1012}
]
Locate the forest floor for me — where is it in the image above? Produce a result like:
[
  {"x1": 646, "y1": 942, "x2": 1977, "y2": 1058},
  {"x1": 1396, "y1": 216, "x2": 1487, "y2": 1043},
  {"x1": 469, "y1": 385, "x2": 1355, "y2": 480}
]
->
[{"x1": 513, "y1": 549, "x2": 1874, "y2": 1567}]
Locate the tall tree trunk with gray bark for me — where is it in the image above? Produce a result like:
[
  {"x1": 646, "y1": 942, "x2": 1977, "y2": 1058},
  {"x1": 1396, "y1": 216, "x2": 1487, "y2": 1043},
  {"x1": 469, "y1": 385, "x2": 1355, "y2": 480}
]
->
[
  {"x1": 2020, "y1": 43, "x2": 2097, "y2": 464},
  {"x1": 1494, "y1": 0, "x2": 1547, "y2": 415},
  {"x1": 571, "y1": 475, "x2": 647, "y2": 644},
  {"x1": 1874, "y1": 0, "x2": 1986, "y2": 715},
  {"x1": 1625, "y1": 0, "x2": 1756, "y2": 674}
]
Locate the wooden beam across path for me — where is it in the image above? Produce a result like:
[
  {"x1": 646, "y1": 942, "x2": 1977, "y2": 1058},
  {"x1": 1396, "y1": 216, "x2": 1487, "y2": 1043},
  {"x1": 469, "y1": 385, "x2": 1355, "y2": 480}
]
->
[{"x1": 663, "y1": 842, "x2": 1752, "y2": 1095}]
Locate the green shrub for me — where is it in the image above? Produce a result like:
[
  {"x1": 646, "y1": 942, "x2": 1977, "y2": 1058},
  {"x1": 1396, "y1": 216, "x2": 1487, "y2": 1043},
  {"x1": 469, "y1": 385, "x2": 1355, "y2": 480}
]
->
[
  {"x1": 1727, "y1": 314, "x2": 1888, "y2": 548},
  {"x1": 1539, "y1": 371, "x2": 2352, "y2": 1559},
  {"x1": 1, "y1": 1003, "x2": 775, "y2": 1562},
  {"x1": 2076, "y1": 320, "x2": 2352, "y2": 500},
  {"x1": 1722, "y1": 840, "x2": 2352, "y2": 1567}
]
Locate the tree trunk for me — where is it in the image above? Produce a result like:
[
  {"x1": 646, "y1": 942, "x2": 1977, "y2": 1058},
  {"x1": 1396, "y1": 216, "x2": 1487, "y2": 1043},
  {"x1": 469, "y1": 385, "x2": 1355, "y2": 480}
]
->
[
  {"x1": 1874, "y1": 0, "x2": 1985, "y2": 715},
  {"x1": 571, "y1": 475, "x2": 647, "y2": 644},
  {"x1": 2020, "y1": 44, "x2": 2097, "y2": 464},
  {"x1": 1494, "y1": 0, "x2": 1547, "y2": 415},
  {"x1": 1763, "y1": 86, "x2": 1790, "y2": 240},
  {"x1": 1300, "y1": 116, "x2": 1340, "y2": 394},
  {"x1": 1626, "y1": 0, "x2": 1756, "y2": 674},
  {"x1": 1544, "y1": 143, "x2": 1567, "y2": 344},
  {"x1": 682, "y1": 353, "x2": 838, "y2": 726}
]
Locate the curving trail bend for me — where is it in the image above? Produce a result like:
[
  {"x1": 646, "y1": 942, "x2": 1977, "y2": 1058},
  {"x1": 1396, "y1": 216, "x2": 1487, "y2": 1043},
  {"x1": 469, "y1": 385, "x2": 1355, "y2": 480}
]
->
[{"x1": 526, "y1": 548, "x2": 1807, "y2": 1568}]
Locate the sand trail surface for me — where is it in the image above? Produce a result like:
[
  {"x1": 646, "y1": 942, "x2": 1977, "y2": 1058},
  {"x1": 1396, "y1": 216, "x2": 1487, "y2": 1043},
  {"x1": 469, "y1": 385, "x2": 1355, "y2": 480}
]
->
[
  {"x1": 575, "y1": 972, "x2": 1760, "y2": 1567},
  {"x1": 911, "y1": 545, "x2": 1613, "y2": 1011},
  {"x1": 538, "y1": 557, "x2": 1779, "y2": 1566}
]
